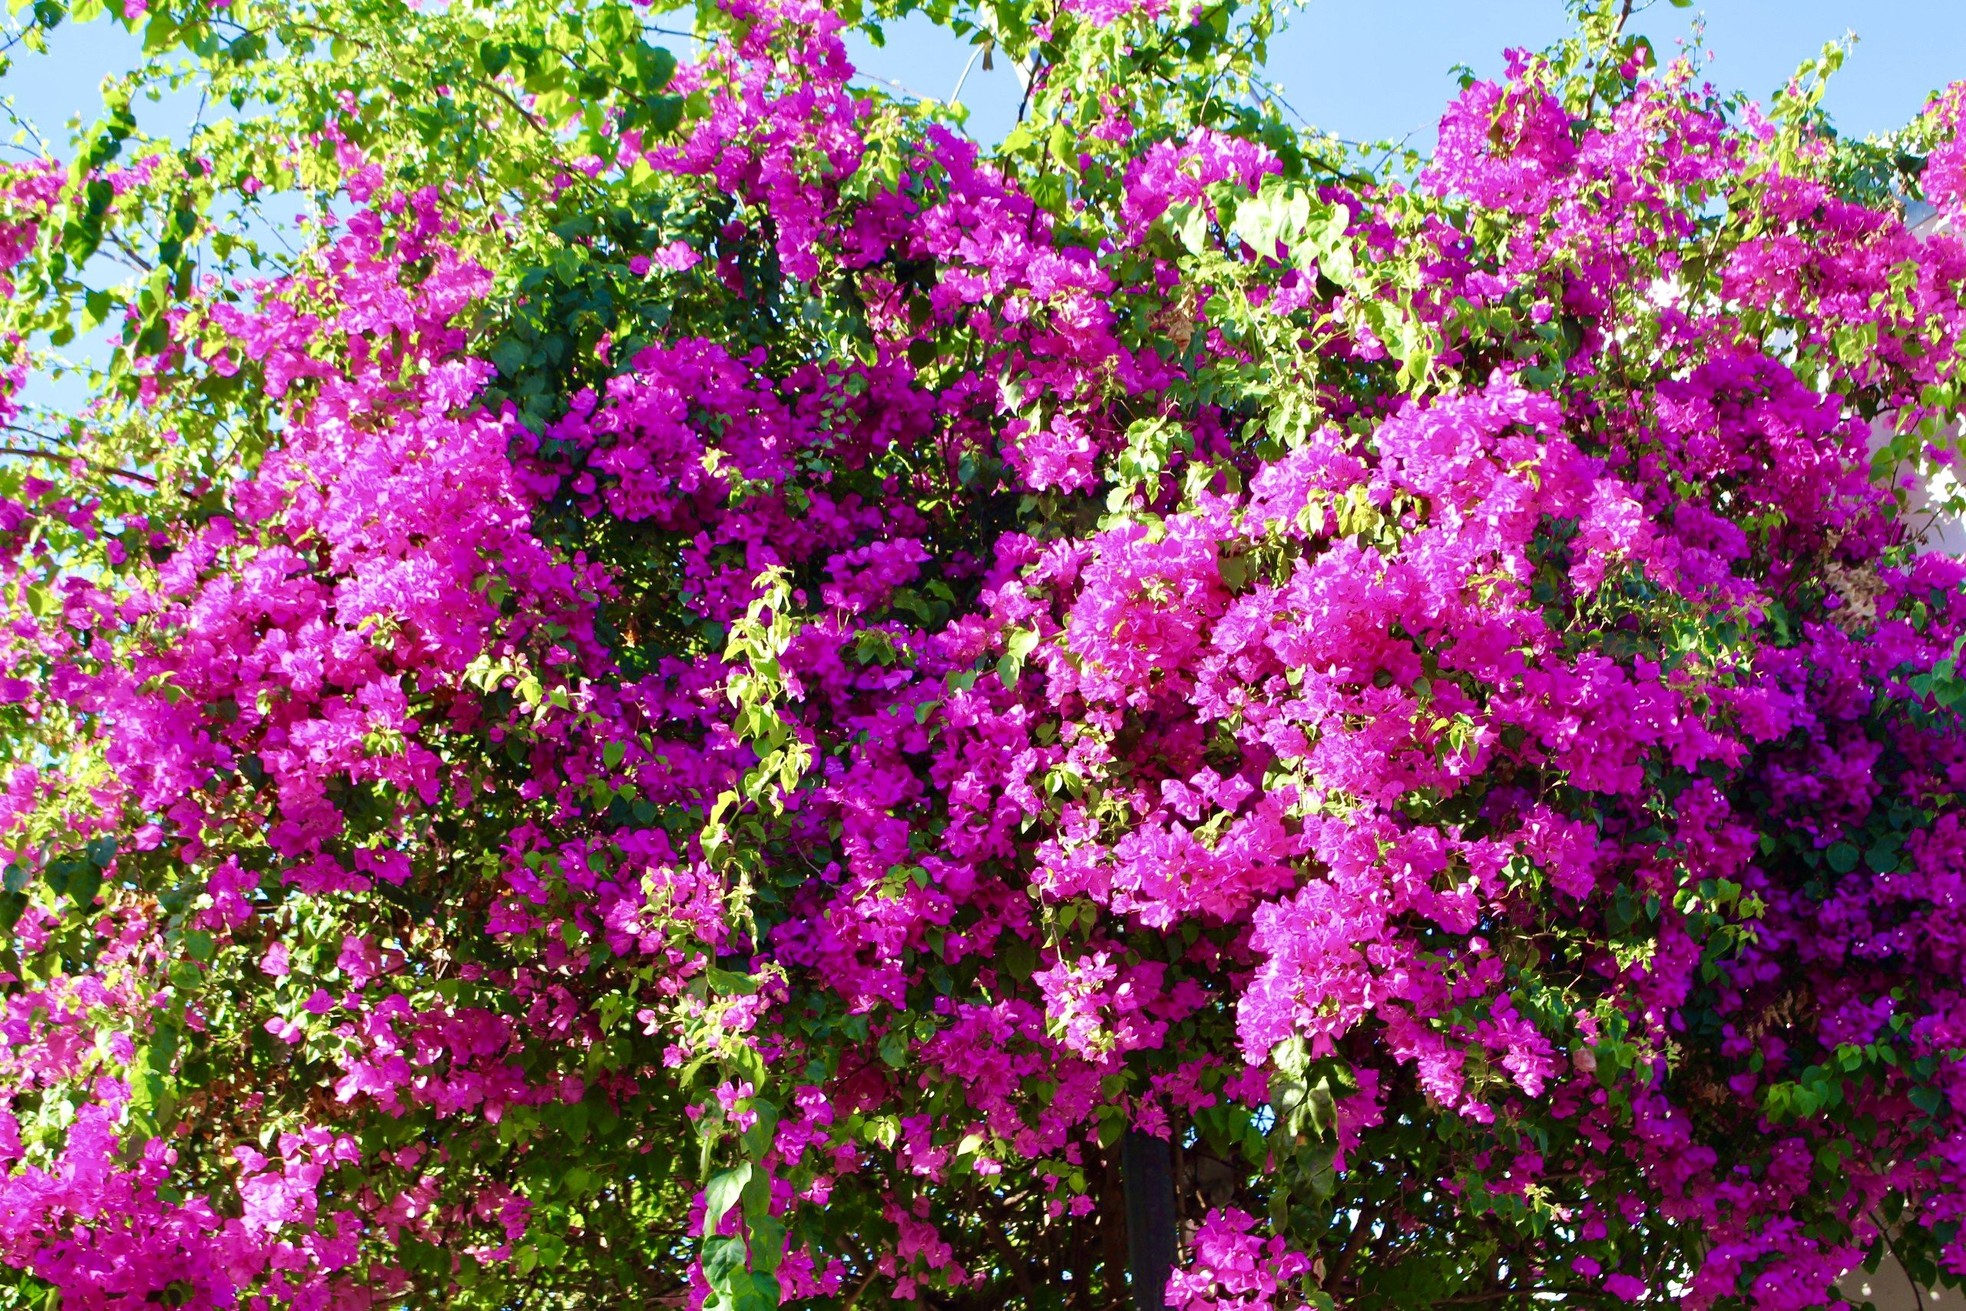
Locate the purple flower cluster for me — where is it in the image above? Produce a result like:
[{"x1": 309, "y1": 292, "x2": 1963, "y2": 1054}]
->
[{"x1": 2, "y1": 7, "x2": 1966, "y2": 1308}]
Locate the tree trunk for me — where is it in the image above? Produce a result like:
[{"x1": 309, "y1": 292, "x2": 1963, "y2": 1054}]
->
[{"x1": 1122, "y1": 1131, "x2": 1178, "y2": 1311}]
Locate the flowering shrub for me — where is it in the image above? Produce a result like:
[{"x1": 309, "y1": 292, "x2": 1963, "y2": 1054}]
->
[{"x1": 1, "y1": 0, "x2": 1966, "y2": 1307}]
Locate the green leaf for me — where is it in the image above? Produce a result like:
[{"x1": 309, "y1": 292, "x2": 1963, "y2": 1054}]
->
[
  {"x1": 728, "y1": 1270, "x2": 781, "y2": 1311},
  {"x1": 64, "y1": 868, "x2": 103, "y2": 914},
  {"x1": 746, "y1": 1214, "x2": 786, "y2": 1274},
  {"x1": 702, "y1": 1163, "x2": 752, "y2": 1238},
  {"x1": 701, "y1": 1234, "x2": 747, "y2": 1285},
  {"x1": 636, "y1": 41, "x2": 677, "y2": 93}
]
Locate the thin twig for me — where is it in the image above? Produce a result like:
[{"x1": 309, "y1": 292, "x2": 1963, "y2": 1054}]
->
[
  {"x1": 1249, "y1": 73, "x2": 1312, "y2": 130},
  {"x1": 948, "y1": 41, "x2": 988, "y2": 109},
  {"x1": 0, "y1": 445, "x2": 159, "y2": 486},
  {"x1": 854, "y1": 72, "x2": 937, "y2": 102},
  {"x1": 105, "y1": 230, "x2": 155, "y2": 273}
]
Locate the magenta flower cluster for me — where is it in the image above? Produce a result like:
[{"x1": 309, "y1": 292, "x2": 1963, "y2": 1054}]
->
[{"x1": 2, "y1": 3, "x2": 1966, "y2": 1308}]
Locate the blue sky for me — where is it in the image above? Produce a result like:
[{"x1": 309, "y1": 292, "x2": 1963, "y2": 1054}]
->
[
  {"x1": 845, "y1": 0, "x2": 1966, "y2": 148},
  {"x1": 1275, "y1": 0, "x2": 1966, "y2": 145}
]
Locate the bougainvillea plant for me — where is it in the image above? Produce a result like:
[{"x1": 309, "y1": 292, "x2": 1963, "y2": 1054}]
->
[{"x1": 2, "y1": 0, "x2": 1966, "y2": 1305}]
